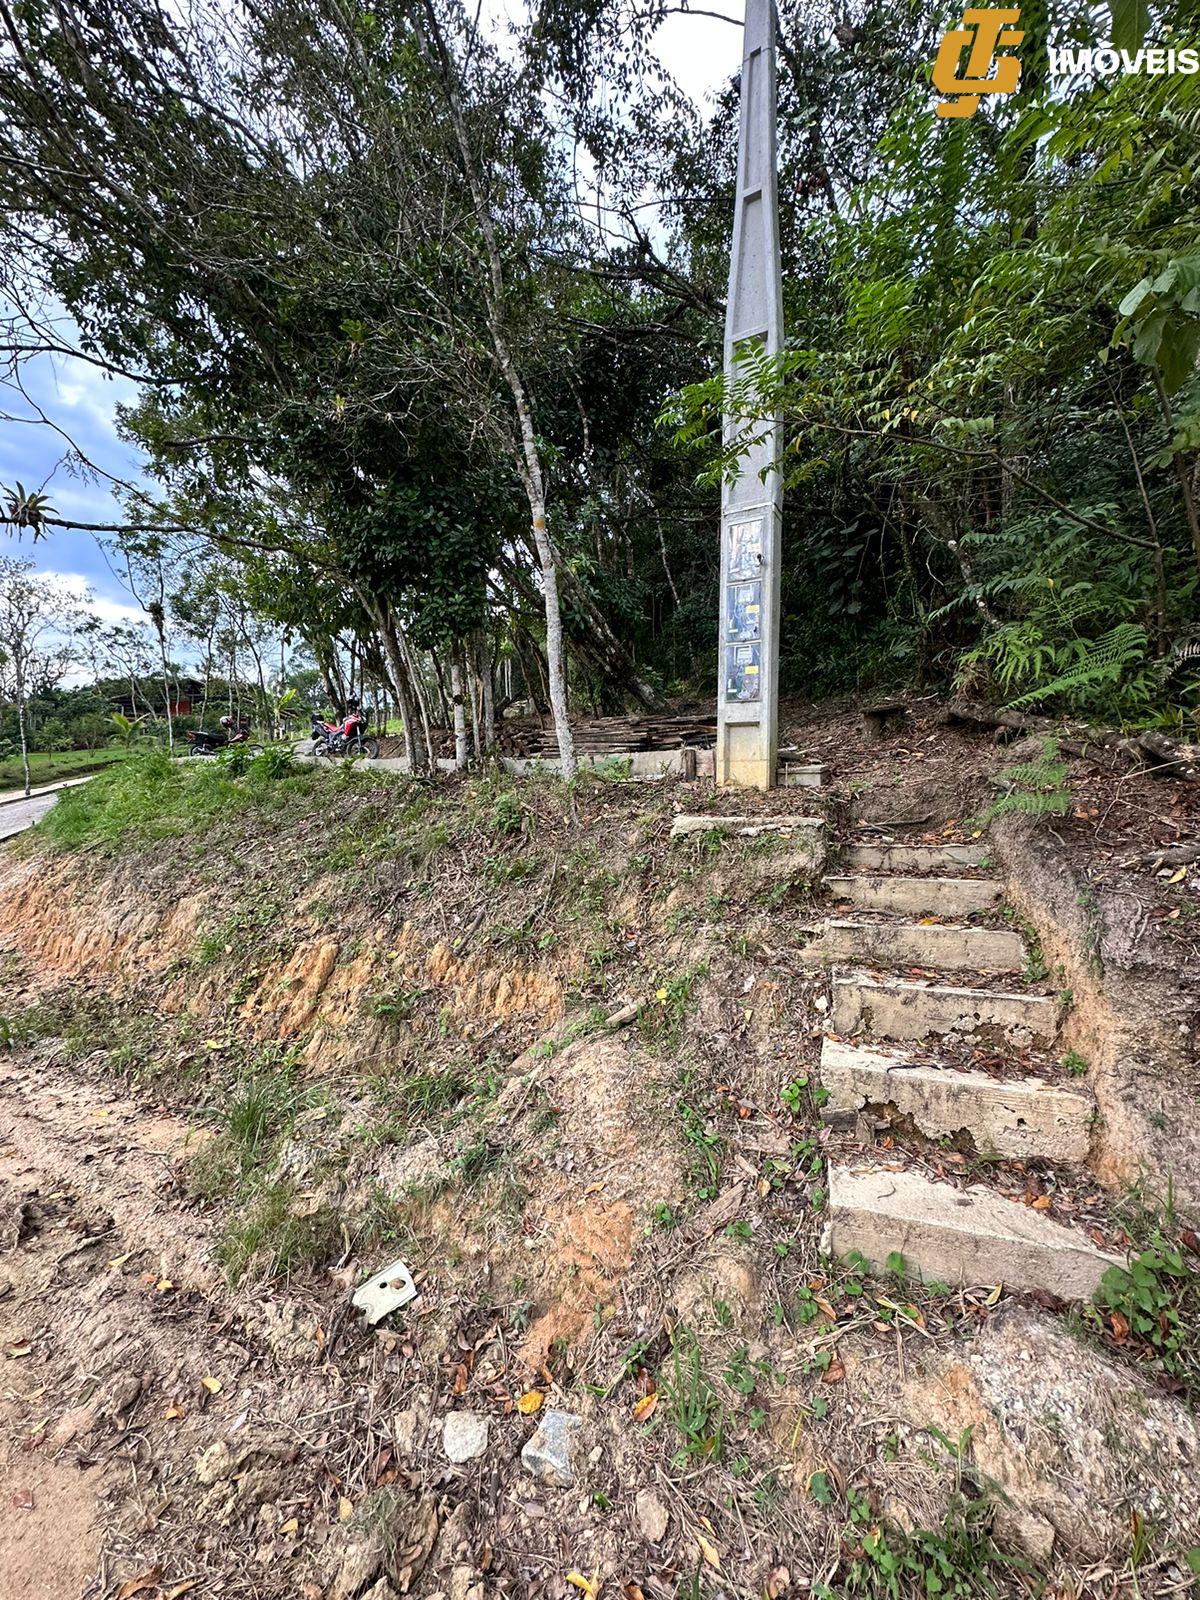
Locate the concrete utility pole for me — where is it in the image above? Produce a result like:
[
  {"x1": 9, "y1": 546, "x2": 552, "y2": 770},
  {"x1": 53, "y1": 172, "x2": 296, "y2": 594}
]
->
[{"x1": 715, "y1": 0, "x2": 784, "y2": 789}]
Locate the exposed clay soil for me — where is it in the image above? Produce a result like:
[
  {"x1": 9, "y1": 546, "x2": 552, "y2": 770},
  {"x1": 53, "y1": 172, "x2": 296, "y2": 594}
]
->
[{"x1": 0, "y1": 695, "x2": 1197, "y2": 1600}]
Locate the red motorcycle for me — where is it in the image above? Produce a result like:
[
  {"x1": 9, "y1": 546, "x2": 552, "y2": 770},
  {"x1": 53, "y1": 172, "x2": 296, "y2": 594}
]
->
[{"x1": 310, "y1": 702, "x2": 379, "y2": 760}]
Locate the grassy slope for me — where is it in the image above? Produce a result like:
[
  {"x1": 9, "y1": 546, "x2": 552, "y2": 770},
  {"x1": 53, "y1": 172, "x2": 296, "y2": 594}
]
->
[
  {"x1": 0, "y1": 745, "x2": 128, "y2": 793},
  {"x1": 9, "y1": 750, "x2": 1199, "y2": 1596}
]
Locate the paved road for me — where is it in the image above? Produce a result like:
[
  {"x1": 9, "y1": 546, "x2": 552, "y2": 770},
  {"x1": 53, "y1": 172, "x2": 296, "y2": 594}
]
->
[{"x1": 0, "y1": 792, "x2": 58, "y2": 842}]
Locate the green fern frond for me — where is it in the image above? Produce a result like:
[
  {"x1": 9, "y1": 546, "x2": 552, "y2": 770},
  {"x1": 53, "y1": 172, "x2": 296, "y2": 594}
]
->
[
  {"x1": 988, "y1": 789, "x2": 1072, "y2": 818},
  {"x1": 1008, "y1": 624, "x2": 1147, "y2": 710}
]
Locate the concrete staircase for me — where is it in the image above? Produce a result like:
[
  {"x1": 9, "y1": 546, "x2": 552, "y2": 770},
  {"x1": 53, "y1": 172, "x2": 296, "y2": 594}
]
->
[{"x1": 819, "y1": 837, "x2": 1116, "y2": 1299}]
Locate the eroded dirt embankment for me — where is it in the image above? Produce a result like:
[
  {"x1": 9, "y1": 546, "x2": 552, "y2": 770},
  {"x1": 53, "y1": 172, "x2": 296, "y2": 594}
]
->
[{"x1": 1, "y1": 727, "x2": 1198, "y2": 1600}]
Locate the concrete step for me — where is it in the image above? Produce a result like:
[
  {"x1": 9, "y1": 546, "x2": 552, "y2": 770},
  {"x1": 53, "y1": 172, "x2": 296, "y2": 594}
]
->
[
  {"x1": 670, "y1": 814, "x2": 824, "y2": 841},
  {"x1": 778, "y1": 759, "x2": 826, "y2": 790},
  {"x1": 819, "y1": 1038, "x2": 1093, "y2": 1161},
  {"x1": 831, "y1": 970, "x2": 1058, "y2": 1045},
  {"x1": 808, "y1": 918, "x2": 1025, "y2": 974},
  {"x1": 827, "y1": 873, "x2": 1002, "y2": 918},
  {"x1": 843, "y1": 842, "x2": 988, "y2": 874},
  {"x1": 826, "y1": 1162, "x2": 1122, "y2": 1300}
]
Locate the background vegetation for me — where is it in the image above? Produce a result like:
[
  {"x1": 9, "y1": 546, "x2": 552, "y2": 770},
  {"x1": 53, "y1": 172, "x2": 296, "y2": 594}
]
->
[{"x1": 1, "y1": 0, "x2": 1197, "y2": 758}]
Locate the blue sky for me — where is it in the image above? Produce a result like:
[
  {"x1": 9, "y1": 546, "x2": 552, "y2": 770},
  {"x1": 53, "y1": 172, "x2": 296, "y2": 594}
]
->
[{"x1": 2, "y1": 344, "x2": 150, "y2": 626}]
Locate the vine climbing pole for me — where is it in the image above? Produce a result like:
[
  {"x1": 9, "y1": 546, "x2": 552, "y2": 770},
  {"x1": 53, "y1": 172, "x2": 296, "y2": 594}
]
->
[{"x1": 715, "y1": 0, "x2": 784, "y2": 790}]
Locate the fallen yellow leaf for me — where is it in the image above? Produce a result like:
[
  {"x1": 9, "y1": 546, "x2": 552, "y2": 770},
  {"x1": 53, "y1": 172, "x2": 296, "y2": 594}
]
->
[
  {"x1": 108, "y1": 1252, "x2": 132, "y2": 1270},
  {"x1": 163, "y1": 1401, "x2": 185, "y2": 1420},
  {"x1": 200, "y1": 1376, "x2": 222, "y2": 1395},
  {"x1": 155, "y1": 1278, "x2": 174, "y2": 1293},
  {"x1": 631, "y1": 1392, "x2": 659, "y2": 1423},
  {"x1": 517, "y1": 1390, "x2": 544, "y2": 1415},
  {"x1": 338, "y1": 1495, "x2": 354, "y2": 1522},
  {"x1": 1168, "y1": 866, "x2": 1187, "y2": 884},
  {"x1": 567, "y1": 1568, "x2": 601, "y2": 1600},
  {"x1": 279, "y1": 1518, "x2": 299, "y2": 1535},
  {"x1": 164, "y1": 1583, "x2": 199, "y2": 1599},
  {"x1": 696, "y1": 1532, "x2": 720, "y2": 1569}
]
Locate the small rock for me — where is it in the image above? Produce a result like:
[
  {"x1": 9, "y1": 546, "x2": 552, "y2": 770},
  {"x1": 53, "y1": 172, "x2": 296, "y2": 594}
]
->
[
  {"x1": 328, "y1": 1532, "x2": 386, "y2": 1600},
  {"x1": 196, "y1": 1441, "x2": 235, "y2": 1485},
  {"x1": 443, "y1": 1411, "x2": 489, "y2": 1464},
  {"x1": 520, "y1": 1409, "x2": 583, "y2": 1488},
  {"x1": 994, "y1": 1507, "x2": 1055, "y2": 1564},
  {"x1": 449, "y1": 1566, "x2": 485, "y2": 1600},
  {"x1": 393, "y1": 1409, "x2": 419, "y2": 1454},
  {"x1": 635, "y1": 1487, "x2": 669, "y2": 1543},
  {"x1": 51, "y1": 1402, "x2": 101, "y2": 1448}
]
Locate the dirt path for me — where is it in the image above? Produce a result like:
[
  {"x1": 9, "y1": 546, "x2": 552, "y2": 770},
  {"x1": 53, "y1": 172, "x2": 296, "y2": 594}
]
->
[
  {"x1": 0, "y1": 1055, "x2": 209, "y2": 1598},
  {"x1": 0, "y1": 1433, "x2": 105, "y2": 1600},
  {"x1": 0, "y1": 1052, "x2": 219, "y2": 1295},
  {"x1": 0, "y1": 1053, "x2": 278, "y2": 1598}
]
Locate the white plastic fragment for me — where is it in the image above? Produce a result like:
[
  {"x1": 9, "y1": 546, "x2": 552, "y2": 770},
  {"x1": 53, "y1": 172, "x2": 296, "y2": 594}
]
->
[{"x1": 352, "y1": 1258, "x2": 418, "y2": 1325}]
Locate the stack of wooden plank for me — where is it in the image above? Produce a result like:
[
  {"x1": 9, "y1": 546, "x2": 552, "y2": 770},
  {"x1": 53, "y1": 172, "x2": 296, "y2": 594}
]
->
[
  {"x1": 378, "y1": 714, "x2": 718, "y2": 760},
  {"x1": 506, "y1": 714, "x2": 717, "y2": 756}
]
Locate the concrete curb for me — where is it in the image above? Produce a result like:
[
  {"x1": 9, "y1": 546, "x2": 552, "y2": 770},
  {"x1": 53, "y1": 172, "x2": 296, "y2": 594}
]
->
[{"x1": 0, "y1": 773, "x2": 97, "y2": 807}]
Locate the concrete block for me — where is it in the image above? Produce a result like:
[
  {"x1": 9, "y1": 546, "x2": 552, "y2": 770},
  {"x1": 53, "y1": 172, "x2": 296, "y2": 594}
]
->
[
  {"x1": 830, "y1": 971, "x2": 1057, "y2": 1044},
  {"x1": 670, "y1": 814, "x2": 824, "y2": 841},
  {"x1": 810, "y1": 919, "x2": 1025, "y2": 973},
  {"x1": 844, "y1": 843, "x2": 988, "y2": 873},
  {"x1": 826, "y1": 1162, "x2": 1122, "y2": 1299},
  {"x1": 826, "y1": 874, "x2": 1002, "y2": 918},
  {"x1": 819, "y1": 1038, "x2": 1093, "y2": 1161},
  {"x1": 778, "y1": 762, "x2": 826, "y2": 789}
]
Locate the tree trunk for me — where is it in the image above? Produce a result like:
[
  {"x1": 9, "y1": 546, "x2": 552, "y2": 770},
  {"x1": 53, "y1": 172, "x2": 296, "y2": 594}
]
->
[
  {"x1": 418, "y1": 4, "x2": 576, "y2": 776},
  {"x1": 431, "y1": 648, "x2": 452, "y2": 728},
  {"x1": 511, "y1": 435, "x2": 574, "y2": 772},
  {"x1": 450, "y1": 653, "x2": 469, "y2": 770},
  {"x1": 403, "y1": 635, "x2": 437, "y2": 773},
  {"x1": 15, "y1": 662, "x2": 31, "y2": 797},
  {"x1": 467, "y1": 640, "x2": 482, "y2": 759},
  {"x1": 372, "y1": 598, "x2": 427, "y2": 775},
  {"x1": 480, "y1": 636, "x2": 497, "y2": 753},
  {"x1": 159, "y1": 635, "x2": 174, "y2": 752}
]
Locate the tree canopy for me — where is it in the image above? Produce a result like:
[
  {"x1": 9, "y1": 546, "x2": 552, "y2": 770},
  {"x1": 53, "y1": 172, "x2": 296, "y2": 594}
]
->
[{"x1": 1, "y1": 0, "x2": 1197, "y2": 744}]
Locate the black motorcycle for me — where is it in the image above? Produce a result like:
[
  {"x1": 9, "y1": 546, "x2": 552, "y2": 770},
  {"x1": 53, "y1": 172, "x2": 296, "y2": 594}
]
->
[{"x1": 187, "y1": 721, "x2": 260, "y2": 757}]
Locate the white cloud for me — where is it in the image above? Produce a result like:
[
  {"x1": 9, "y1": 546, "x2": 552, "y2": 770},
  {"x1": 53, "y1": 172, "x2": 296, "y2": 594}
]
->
[
  {"x1": 50, "y1": 358, "x2": 139, "y2": 441},
  {"x1": 32, "y1": 567, "x2": 144, "y2": 629}
]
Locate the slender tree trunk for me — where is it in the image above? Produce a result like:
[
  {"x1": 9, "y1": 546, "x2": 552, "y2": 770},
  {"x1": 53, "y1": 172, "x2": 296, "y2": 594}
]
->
[
  {"x1": 467, "y1": 640, "x2": 482, "y2": 759},
  {"x1": 418, "y1": 5, "x2": 576, "y2": 776},
  {"x1": 15, "y1": 662, "x2": 31, "y2": 797},
  {"x1": 450, "y1": 653, "x2": 469, "y2": 770},
  {"x1": 386, "y1": 617, "x2": 425, "y2": 774},
  {"x1": 200, "y1": 617, "x2": 216, "y2": 728},
  {"x1": 480, "y1": 637, "x2": 497, "y2": 753},
  {"x1": 158, "y1": 633, "x2": 174, "y2": 752},
  {"x1": 431, "y1": 649, "x2": 452, "y2": 728},
  {"x1": 401, "y1": 635, "x2": 436, "y2": 772}
]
